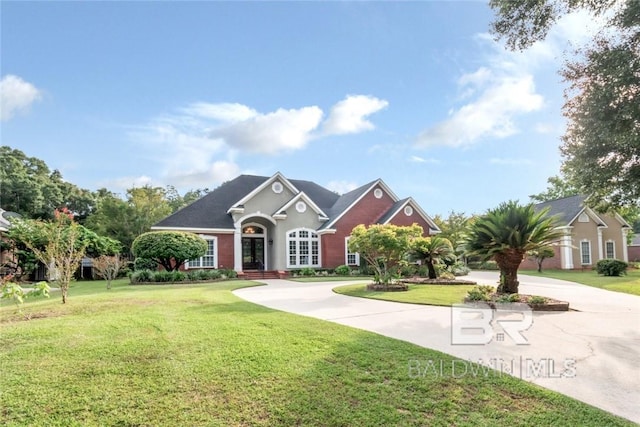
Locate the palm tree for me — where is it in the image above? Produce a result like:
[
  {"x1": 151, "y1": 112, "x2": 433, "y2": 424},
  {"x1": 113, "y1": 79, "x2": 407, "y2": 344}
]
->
[
  {"x1": 411, "y1": 235, "x2": 455, "y2": 279},
  {"x1": 466, "y1": 201, "x2": 563, "y2": 294}
]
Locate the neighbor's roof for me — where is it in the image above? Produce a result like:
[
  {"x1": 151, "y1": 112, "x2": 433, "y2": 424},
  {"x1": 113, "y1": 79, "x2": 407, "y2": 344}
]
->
[{"x1": 534, "y1": 194, "x2": 588, "y2": 225}]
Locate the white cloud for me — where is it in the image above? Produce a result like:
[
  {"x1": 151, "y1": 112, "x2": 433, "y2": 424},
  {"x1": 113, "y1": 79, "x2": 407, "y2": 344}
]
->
[
  {"x1": 415, "y1": 9, "x2": 604, "y2": 150},
  {"x1": 409, "y1": 155, "x2": 439, "y2": 164},
  {"x1": 181, "y1": 102, "x2": 258, "y2": 122},
  {"x1": 99, "y1": 175, "x2": 155, "y2": 191},
  {"x1": 490, "y1": 158, "x2": 533, "y2": 166},
  {"x1": 325, "y1": 180, "x2": 359, "y2": 194},
  {"x1": 0, "y1": 75, "x2": 42, "y2": 121},
  {"x1": 416, "y1": 74, "x2": 543, "y2": 148},
  {"x1": 321, "y1": 95, "x2": 388, "y2": 135},
  {"x1": 166, "y1": 159, "x2": 241, "y2": 188},
  {"x1": 212, "y1": 106, "x2": 324, "y2": 154}
]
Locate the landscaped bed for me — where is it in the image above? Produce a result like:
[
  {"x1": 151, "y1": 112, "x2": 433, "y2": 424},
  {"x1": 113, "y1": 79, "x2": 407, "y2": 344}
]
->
[{"x1": 0, "y1": 279, "x2": 629, "y2": 426}]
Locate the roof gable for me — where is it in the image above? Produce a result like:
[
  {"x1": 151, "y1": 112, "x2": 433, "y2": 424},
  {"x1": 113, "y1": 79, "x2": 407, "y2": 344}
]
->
[
  {"x1": 228, "y1": 172, "x2": 298, "y2": 213},
  {"x1": 273, "y1": 192, "x2": 330, "y2": 220},
  {"x1": 321, "y1": 179, "x2": 398, "y2": 230},
  {"x1": 377, "y1": 197, "x2": 441, "y2": 233}
]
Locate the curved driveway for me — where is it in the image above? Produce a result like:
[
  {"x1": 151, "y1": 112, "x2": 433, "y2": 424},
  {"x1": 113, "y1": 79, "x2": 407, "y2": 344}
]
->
[{"x1": 233, "y1": 272, "x2": 640, "y2": 423}]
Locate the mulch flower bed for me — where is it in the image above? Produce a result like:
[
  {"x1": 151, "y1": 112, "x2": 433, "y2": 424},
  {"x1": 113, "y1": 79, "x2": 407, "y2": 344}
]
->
[{"x1": 465, "y1": 294, "x2": 570, "y2": 311}]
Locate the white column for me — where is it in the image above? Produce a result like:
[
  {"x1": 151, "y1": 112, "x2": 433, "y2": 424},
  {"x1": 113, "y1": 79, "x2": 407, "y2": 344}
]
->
[
  {"x1": 233, "y1": 223, "x2": 242, "y2": 272},
  {"x1": 597, "y1": 227, "x2": 604, "y2": 261},
  {"x1": 562, "y1": 231, "x2": 574, "y2": 269},
  {"x1": 622, "y1": 228, "x2": 629, "y2": 262}
]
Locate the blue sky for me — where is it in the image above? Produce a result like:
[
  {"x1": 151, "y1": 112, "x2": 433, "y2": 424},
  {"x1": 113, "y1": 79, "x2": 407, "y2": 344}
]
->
[{"x1": 1, "y1": 1, "x2": 600, "y2": 217}]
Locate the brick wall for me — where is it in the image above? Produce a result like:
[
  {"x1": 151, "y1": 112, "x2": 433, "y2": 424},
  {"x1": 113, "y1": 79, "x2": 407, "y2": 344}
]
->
[{"x1": 519, "y1": 246, "x2": 563, "y2": 270}]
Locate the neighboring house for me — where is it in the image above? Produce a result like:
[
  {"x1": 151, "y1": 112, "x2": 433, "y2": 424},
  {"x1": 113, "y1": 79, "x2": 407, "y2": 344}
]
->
[
  {"x1": 0, "y1": 208, "x2": 11, "y2": 275},
  {"x1": 152, "y1": 172, "x2": 440, "y2": 275},
  {"x1": 520, "y1": 195, "x2": 632, "y2": 270},
  {"x1": 628, "y1": 235, "x2": 640, "y2": 263}
]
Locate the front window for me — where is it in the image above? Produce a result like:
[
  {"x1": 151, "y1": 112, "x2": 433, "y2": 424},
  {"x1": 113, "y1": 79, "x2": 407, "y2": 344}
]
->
[
  {"x1": 580, "y1": 240, "x2": 591, "y2": 265},
  {"x1": 605, "y1": 241, "x2": 615, "y2": 259},
  {"x1": 345, "y1": 237, "x2": 360, "y2": 266},
  {"x1": 287, "y1": 228, "x2": 320, "y2": 268},
  {"x1": 187, "y1": 237, "x2": 217, "y2": 269}
]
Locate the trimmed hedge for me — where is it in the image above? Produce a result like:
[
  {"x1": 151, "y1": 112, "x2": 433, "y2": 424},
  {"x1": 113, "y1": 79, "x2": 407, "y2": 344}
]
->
[
  {"x1": 596, "y1": 259, "x2": 628, "y2": 277},
  {"x1": 130, "y1": 268, "x2": 238, "y2": 284}
]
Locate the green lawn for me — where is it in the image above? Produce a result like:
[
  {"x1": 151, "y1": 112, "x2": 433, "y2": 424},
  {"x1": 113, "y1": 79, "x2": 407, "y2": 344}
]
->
[
  {"x1": 290, "y1": 275, "x2": 372, "y2": 282},
  {"x1": 0, "y1": 279, "x2": 634, "y2": 426},
  {"x1": 333, "y1": 283, "x2": 476, "y2": 306},
  {"x1": 520, "y1": 268, "x2": 640, "y2": 296}
]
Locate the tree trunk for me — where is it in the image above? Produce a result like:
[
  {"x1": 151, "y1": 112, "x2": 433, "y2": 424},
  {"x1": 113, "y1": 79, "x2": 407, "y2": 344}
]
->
[
  {"x1": 426, "y1": 259, "x2": 437, "y2": 279},
  {"x1": 537, "y1": 259, "x2": 543, "y2": 273},
  {"x1": 61, "y1": 287, "x2": 68, "y2": 304},
  {"x1": 495, "y1": 251, "x2": 524, "y2": 294}
]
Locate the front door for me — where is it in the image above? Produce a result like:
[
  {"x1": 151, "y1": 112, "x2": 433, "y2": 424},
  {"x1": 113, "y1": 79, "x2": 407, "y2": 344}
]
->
[{"x1": 242, "y1": 237, "x2": 264, "y2": 270}]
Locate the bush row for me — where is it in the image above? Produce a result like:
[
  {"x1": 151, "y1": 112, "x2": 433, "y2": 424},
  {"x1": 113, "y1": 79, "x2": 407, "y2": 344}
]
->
[{"x1": 130, "y1": 268, "x2": 238, "y2": 284}]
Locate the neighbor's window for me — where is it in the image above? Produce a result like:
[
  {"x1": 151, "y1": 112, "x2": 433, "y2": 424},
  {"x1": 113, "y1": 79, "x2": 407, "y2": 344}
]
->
[
  {"x1": 345, "y1": 237, "x2": 360, "y2": 266},
  {"x1": 287, "y1": 228, "x2": 320, "y2": 268},
  {"x1": 605, "y1": 241, "x2": 615, "y2": 259},
  {"x1": 188, "y1": 237, "x2": 217, "y2": 269},
  {"x1": 580, "y1": 240, "x2": 591, "y2": 265}
]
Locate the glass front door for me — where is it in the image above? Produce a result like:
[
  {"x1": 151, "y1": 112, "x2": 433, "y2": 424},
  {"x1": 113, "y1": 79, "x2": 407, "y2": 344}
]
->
[{"x1": 242, "y1": 237, "x2": 265, "y2": 270}]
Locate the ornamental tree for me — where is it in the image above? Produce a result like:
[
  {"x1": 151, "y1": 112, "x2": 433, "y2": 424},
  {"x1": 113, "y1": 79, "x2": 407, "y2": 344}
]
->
[
  {"x1": 131, "y1": 231, "x2": 207, "y2": 272},
  {"x1": 466, "y1": 201, "x2": 564, "y2": 294},
  {"x1": 527, "y1": 246, "x2": 556, "y2": 273},
  {"x1": 92, "y1": 255, "x2": 123, "y2": 290},
  {"x1": 411, "y1": 235, "x2": 455, "y2": 279},
  {"x1": 348, "y1": 224, "x2": 423, "y2": 286}
]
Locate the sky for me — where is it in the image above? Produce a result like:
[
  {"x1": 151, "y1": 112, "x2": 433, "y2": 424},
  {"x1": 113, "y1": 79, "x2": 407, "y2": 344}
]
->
[{"x1": 0, "y1": 1, "x2": 603, "y2": 217}]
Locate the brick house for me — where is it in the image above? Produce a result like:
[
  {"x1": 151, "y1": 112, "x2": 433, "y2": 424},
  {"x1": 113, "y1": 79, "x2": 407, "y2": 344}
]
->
[
  {"x1": 152, "y1": 172, "x2": 440, "y2": 276},
  {"x1": 520, "y1": 195, "x2": 632, "y2": 270},
  {"x1": 628, "y1": 235, "x2": 640, "y2": 263}
]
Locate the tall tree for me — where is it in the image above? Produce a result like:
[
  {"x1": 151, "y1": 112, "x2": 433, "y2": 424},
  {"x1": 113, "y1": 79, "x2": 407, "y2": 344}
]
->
[
  {"x1": 466, "y1": 201, "x2": 564, "y2": 294},
  {"x1": 0, "y1": 146, "x2": 96, "y2": 220},
  {"x1": 432, "y1": 211, "x2": 469, "y2": 257},
  {"x1": 529, "y1": 175, "x2": 579, "y2": 203},
  {"x1": 490, "y1": 0, "x2": 640, "y2": 209}
]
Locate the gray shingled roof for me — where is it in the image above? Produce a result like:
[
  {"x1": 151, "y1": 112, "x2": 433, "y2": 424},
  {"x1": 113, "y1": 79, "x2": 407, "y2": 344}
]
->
[
  {"x1": 534, "y1": 194, "x2": 587, "y2": 225},
  {"x1": 318, "y1": 180, "x2": 377, "y2": 230},
  {"x1": 154, "y1": 175, "x2": 340, "y2": 230},
  {"x1": 376, "y1": 198, "x2": 409, "y2": 224}
]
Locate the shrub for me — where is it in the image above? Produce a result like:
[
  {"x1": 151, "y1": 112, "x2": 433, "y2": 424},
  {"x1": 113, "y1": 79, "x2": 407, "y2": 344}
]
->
[
  {"x1": 467, "y1": 260, "x2": 499, "y2": 270},
  {"x1": 130, "y1": 269, "x2": 154, "y2": 283},
  {"x1": 300, "y1": 267, "x2": 316, "y2": 276},
  {"x1": 596, "y1": 259, "x2": 628, "y2": 277},
  {"x1": 134, "y1": 257, "x2": 157, "y2": 271},
  {"x1": 496, "y1": 293, "x2": 521, "y2": 303},
  {"x1": 439, "y1": 271, "x2": 456, "y2": 280},
  {"x1": 451, "y1": 262, "x2": 470, "y2": 276},
  {"x1": 153, "y1": 271, "x2": 174, "y2": 282},
  {"x1": 528, "y1": 295, "x2": 547, "y2": 304},
  {"x1": 466, "y1": 285, "x2": 495, "y2": 301},
  {"x1": 170, "y1": 270, "x2": 186, "y2": 282},
  {"x1": 334, "y1": 265, "x2": 351, "y2": 276}
]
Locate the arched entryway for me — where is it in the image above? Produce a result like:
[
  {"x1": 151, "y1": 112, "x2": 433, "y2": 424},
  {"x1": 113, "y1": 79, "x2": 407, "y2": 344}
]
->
[{"x1": 242, "y1": 224, "x2": 266, "y2": 270}]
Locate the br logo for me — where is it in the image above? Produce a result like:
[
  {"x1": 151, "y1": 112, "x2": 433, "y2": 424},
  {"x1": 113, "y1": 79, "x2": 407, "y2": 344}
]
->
[{"x1": 451, "y1": 303, "x2": 533, "y2": 345}]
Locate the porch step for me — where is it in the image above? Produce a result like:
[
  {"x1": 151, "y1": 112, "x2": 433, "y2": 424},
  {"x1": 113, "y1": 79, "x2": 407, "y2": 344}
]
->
[{"x1": 241, "y1": 270, "x2": 288, "y2": 280}]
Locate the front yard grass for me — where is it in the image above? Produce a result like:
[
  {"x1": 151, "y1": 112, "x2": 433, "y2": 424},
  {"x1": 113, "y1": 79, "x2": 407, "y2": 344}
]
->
[
  {"x1": 0, "y1": 279, "x2": 634, "y2": 426},
  {"x1": 520, "y1": 268, "x2": 640, "y2": 296},
  {"x1": 333, "y1": 283, "x2": 476, "y2": 306},
  {"x1": 290, "y1": 275, "x2": 372, "y2": 282}
]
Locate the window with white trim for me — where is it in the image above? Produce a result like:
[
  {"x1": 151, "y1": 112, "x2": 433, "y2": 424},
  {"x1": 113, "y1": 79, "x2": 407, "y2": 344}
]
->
[
  {"x1": 287, "y1": 228, "x2": 320, "y2": 268},
  {"x1": 605, "y1": 241, "x2": 615, "y2": 259},
  {"x1": 187, "y1": 237, "x2": 217, "y2": 269},
  {"x1": 580, "y1": 240, "x2": 591, "y2": 265},
  {"x1": 345, "y1": 237, "x2": 360, "y2": 266}
]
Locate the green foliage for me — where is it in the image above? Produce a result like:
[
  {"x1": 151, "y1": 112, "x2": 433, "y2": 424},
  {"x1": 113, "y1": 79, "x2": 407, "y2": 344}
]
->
[
  {"x1": 334, "y1": 265, "x2": 351, "y2": 276},
  {"x1": 1, "y1": 280, "x2": 50, "y2": 314},
  {"x1": 0, "y1": 146, "x2": 96, "y2": 221},
  {"x1": 134, "y1": 257, "x2": 158, "y2": 271},
  {"x1": 529, "y1": 295, "x2": 547, "y2": 305},
  {"x1": 466, "y1": 201, "x2": 564, "y2": 293},
  {"x1": 529, "y1": 175, "x2": 580, "y2": 203},
  {"x1": 220, "y1": 269, "x2": 237, "y2": 279},
  {"x1": 431, "y1": 211, "x2": 470, "y2": 257},
  {"x1": 130, "y1": 269, "x2": 154, "y2": 283},
  {"x1": 527, "y1": 245, "x2": 556, "y2": 273},
  {"x1": 411, "y1": 235, "x2": 455, "y2": 279},
  {"x1": 300, "y1": 267, "x2": 316, "y2": 277},
  {"x1": 466, "y1": 285, "x2": 495, "y2": 302},
  {"x1": 131, "y1": 231, "x2": 207, "y2": 272},
  {"x1": 451, "y1": 262, "x2": 470, "y2": 276},
  {"x1": 595, "y1": 259, "x2": 628, "y2": 277},
  {"x1": 490, "y1": 0, "x2": 640, "y2": 209},
  {"x1": 496, "y1": 293, "x2": 521, "y2": 303},
  {"x1": 349, "y1": 223, "x2": 423, "y2": 285}
]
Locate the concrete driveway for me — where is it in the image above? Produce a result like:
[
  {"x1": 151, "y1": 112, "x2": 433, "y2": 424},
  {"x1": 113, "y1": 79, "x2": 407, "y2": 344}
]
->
[{"x1": 234, "y1": 272, "x2": 640, "y2": 423}]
